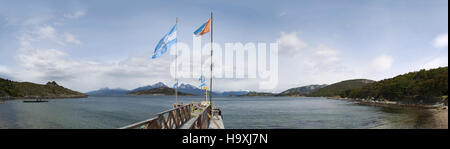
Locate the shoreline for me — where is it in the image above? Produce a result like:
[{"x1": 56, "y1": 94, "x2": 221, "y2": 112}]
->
[
  {"x1": 0, "y1": 95, "x2": 88, "y2": 101},
  {"x1": 326, "y1": 97, "x2": 448, "y2": 129},
  {"x1": 429, "y1": 108, "x2": 448, "y2": 129},
  {"x1": 327, "y1": 97, "x2": 446, "y2": 109}
]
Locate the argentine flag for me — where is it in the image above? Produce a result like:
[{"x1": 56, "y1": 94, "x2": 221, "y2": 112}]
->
[
  {"x1": 199, "y1": 75, "x2": 206, "y2": 87},
  {"x1": 152, "y1": 24, "x2": 177, "y2": 59},
  {"x1": 173, "y1": 81, "x2": 179, "y2": 89}
]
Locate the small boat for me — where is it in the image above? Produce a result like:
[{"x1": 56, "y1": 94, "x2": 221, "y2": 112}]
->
[{"x1": 23, "y1": 98, "x2": 48, "y2": 103}]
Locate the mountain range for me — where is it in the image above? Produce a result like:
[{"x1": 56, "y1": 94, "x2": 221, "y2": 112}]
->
[
  {"x1": 84, "y1": 67, "x2": 448, "y2": 103},
  {"x1": 86, "y1": 82, "x2": 250, "y2": 96},
  {"x1": 127, "y1": 87, "x2": 194, "y2": 96},
  {"x1": 277, "y1": 84, "x2": 328, "y2": 96},
  {"x1": 308, "y1": 79, "x2": 375, "y2": 97}
]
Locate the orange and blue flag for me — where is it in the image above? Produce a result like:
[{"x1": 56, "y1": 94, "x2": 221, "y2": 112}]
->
[{"x1": 194, "y1": 17, "x2": 211, "y2": 36}]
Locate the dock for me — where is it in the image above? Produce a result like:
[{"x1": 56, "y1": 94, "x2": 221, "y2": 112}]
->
[
  {"x1": 120, "y1": 102, "x2": 224, "y2": 129},
  {"x1": 23, "y1": 99, "x2": 48, "y2": 103}
]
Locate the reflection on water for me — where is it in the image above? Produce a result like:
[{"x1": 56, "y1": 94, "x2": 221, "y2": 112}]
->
[
  {"x1": 373, "y1": 107, "x2": 436, "y2": 129},
  {"x1": 0, "y1": 96, "x2": 441, "y2": 129}
]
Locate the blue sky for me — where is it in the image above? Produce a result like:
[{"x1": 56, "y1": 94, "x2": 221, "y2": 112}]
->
[{"x1": 0, "y1": 0, "x2": 448, "y2": 92}]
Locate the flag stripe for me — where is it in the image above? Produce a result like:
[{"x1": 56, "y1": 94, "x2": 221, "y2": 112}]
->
[
  {"x1": 194, "y1": 18, "x2": 211, "y2": 36},
  {"x1": 153, "y1": 24, "x2": 177, "y2": 59}
]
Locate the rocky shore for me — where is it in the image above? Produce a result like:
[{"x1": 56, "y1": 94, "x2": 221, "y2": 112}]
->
[
  {"x1": 429, "y1": 107, "x2": 448, "y2": 129},
  {"x1": 0, "y1": 95, "x2": 88, "y2": 100},
  {"x1": 327, "y1": 97, "x2": 448, "y2": 129},
  {"x1": 328, "y1": 97, "x2": 447, "y2": 109}
]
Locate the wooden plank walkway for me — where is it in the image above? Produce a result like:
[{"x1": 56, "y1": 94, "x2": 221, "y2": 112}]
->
[
  {"x1": 208, "y1": 114, "x2": 224, "y2": 129},
  {"x1": 121, "y1": 103, "x2": 224, "y2": 129}
]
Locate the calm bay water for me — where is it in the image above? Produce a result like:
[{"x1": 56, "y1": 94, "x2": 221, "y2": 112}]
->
[{"x1": 0, "y1": 96, "x2": 436, "y2": 129}]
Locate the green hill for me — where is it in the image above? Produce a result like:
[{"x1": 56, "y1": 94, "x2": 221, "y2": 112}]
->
[
  {"x1": 0, "y1": 78, "x2": 87, "y2": 99},
  {"x1": 344, "y1": 67, "x2": 448, "y2": 103},
  {"x1": 278, "y1": 84, "x2": 327, "y2": 96},
  {"x1": 127, "y1": 87, "x2": 193, "y2": 96},
  {"x1": 309, "y1": 79, "x2": 375, "y2": 97}
]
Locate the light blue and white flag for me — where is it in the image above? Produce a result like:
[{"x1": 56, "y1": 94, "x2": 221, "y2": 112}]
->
[
  {"x1": 173, "y1": 81, "x2": 179, "y2": 89},
  {"x1": 152, "y1": 24, "x2": 177, "y2": 59},
  {"x1": 199, "y1": 75, "x2": 206, "y2": 87},
  {"x1": 199, "y1": 82, "x2": 206, "y2": 88}
]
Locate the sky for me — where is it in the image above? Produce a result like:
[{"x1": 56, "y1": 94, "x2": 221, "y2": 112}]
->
[{"x1": 0, "y1": 0, "x2": 448, "y2": 93}]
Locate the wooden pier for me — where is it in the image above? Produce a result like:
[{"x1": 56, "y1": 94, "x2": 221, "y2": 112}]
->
[{"x1": 120, "y1": 102, "x2": 224, "y2": 129}]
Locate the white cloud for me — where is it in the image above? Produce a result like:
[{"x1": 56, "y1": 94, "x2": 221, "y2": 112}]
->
[
  {"x1": 432, "y1": 33, "x2": 448, "y2": 48},
  {"x1": 277, "y1": 32, "x2": 308, "y2": 55},
  {"x1": 64, "y1": 10, "x2": 86, "y2": 19},
  {"x1": 63, "y1": 32, "x2": 81, "y2": 44},
  {"x1": 33, "y1": 25, "x2": 81, "y2": 45},
  {"x1": 419, "y1": 56, "x2": 448, "y2": 70},
  {"x1": 35, "y1": 25, "x2": 59, "y2": 43},
  {"x1": 273, "y1": 32, "x2": 356, "y2": 92},
  {"x1": 0, "y1": 66, "x2": 10, "y2": 78},
  {"x1": 4, "y1": 24, "x2": 171, "y2": 92},
  {"x1": 11, "y1": 43, "x2": 173, "y2": 92},
  {"x1": 371, "y1": 55, "x2": 393, "y2": 72},
  {"x1": 315, "y1": 45, "x2": 339, "y2": 56}
]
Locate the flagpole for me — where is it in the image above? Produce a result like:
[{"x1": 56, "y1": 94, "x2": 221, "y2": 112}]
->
[
  {"x1": 209, "y1": 12, "x2": 213, "y2": 105},
  {"x1": 175, "y1": 17, "x2": 178, "y2": 107}
]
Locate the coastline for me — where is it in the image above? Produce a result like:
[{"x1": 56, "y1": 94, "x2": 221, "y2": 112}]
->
[
  {"x1": 327, "y1": 97, "x2": 446, "y2": 109},
  {"x1": 326, "y1": 97, "x2": 448, "y2": 129},
  {"x1": 429, "y1": 108, "x2": 448, "y2": 129},
  {"x1": 0, "y1": 95, "x2": 88, "y2": 101}
]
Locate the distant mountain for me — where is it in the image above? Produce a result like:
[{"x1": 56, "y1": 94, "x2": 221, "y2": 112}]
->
[
  {"x1": 239, "y1": 91, "x2": 273, "y2": 97},
  {"x1": 131, "y1": 82, "x2": 168, "y2": 92},
  {"x1": 171, "y1": 83, "x2": 225, "y2": 96},
  {"x1": 221, "y1": 91, "x2": 250, "y2": 96},
  {"x1": 0, "y1": 78, "x2": 87, "y2": 99},
  {"x1": 278, "y1": 84, "x2": 327, "y2": 96},
  {"x1": 85, "y1": 88, "x2": 130, "y2": 95},
  {"x1": 309, "y1": 79, "x2": 375, "y2": 97},
  {"x1": 344, "y1": 67, "x2": 448, "y2": 104},
  {"x1": 88, "y1": 82, "x2": 262, "y2": 97},
  {"x1": 127, "y1": 87, "x2": 193, "y2": 96},
  {"x1": 178, "y1": 83, "x2": 203, "y2": 95}
]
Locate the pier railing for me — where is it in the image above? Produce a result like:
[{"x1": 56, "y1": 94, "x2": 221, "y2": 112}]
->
[
  {"x1": 189, "y1": 105, "x2": 212, "y2": 129},
  {"x1": 120, "y1": 103, "x2": 193, "y2": 129}
]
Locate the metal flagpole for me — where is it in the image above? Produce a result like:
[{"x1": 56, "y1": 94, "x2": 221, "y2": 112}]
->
[
  {"x1": 175, "y1": 17, "x2": 178, "y2": 107},
  {"x1": 209, "y1": 12, "x2": 213, "y2": 105}
]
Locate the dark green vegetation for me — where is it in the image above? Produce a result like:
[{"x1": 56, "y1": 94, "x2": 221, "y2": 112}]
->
[
  {"x1": 127, "y1": 87, "x2": 193, "y2": 96},
  {"x1": 278, "y1": 84, "x2": 327, "y2": 96},
  {"x1": 0, "y1": 78, "x2": 86, "y2": 99},
  {"x1": 343, "y1": 67, "x2": 448, "y2": 104},
  {"x1": 308, "y1": 79, "x2": 375, "y2": 97}
]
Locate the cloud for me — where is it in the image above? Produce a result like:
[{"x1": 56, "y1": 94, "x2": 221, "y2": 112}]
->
[
  {"x1": 33, "y1": 25, "x2": 81, "y2": 45},
  {"x1": 432, "y1": 33, "x2": 448, "y2": 48},
  {"x1": 4, "y1": 22, "x2": 173, "y2": 92},
  {"x1": 0, "y1": 66, "x2": 10, "y2": 78},
  {"x1": 64, "y1": 10, "x2": 86, "y2": 19},
  {"x1": 370, "y1": 55, "x2": 393, "y2": 72},
  {"x1": 273, "y1": 32, "x2": 356, "y2": 92},
  {"x1": 419, "y1": 56, "x2": 448, "y2": 70},
  {"x1": 63, "y1": 32, "x2": 81, "y2": 44},
  {"x1": 277, "y1": 32, "x2": 308, "y2": 55},
  {"x1": 11, "y1": 43, "x2": 173, "y2": 92},
  {"x1": 35, "y1": 25, "x2": 59, "y2": 42}
]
